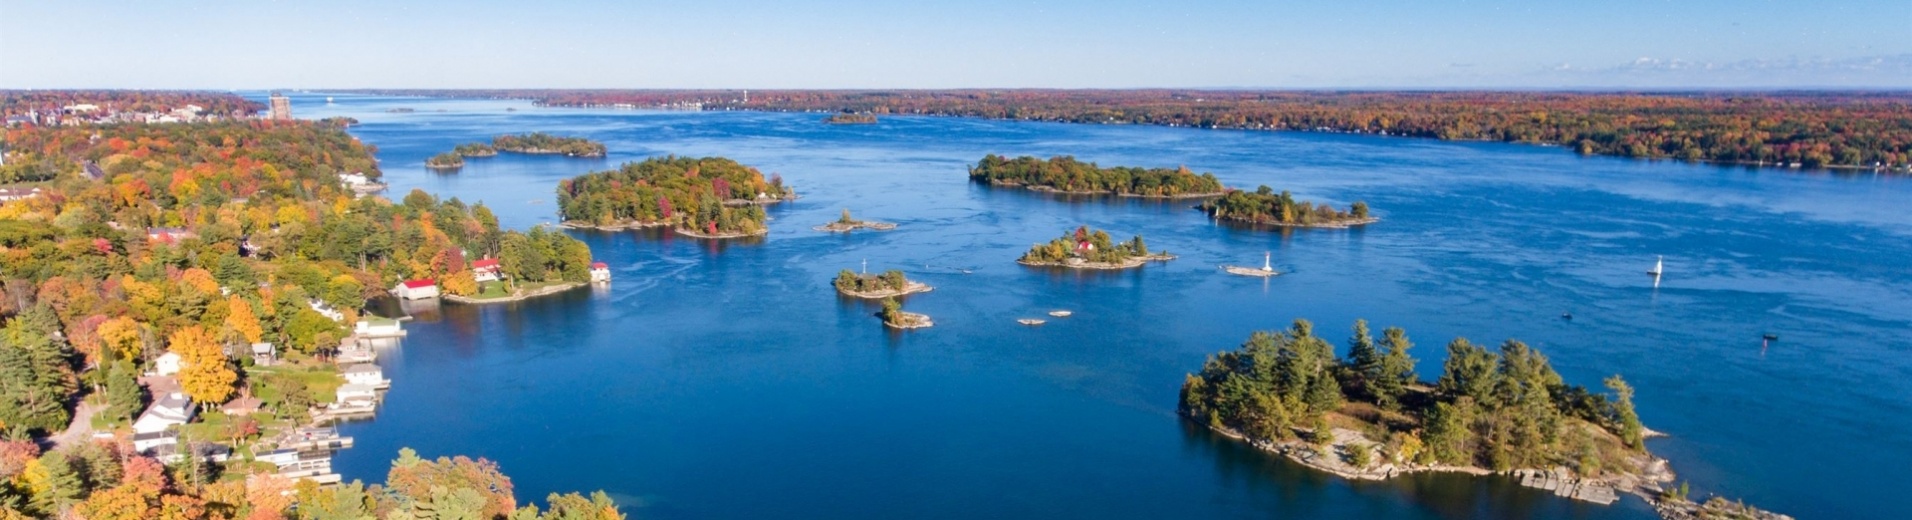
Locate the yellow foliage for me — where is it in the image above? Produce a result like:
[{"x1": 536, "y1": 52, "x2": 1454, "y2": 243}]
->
[
  {"x1": 224, "y1": 296, "x2": 263, "y2": 344},
  {"x1": 179, "y1": 268, "x2": 219, "y2": 294},
  {"x1": 98, "y1": 316, "x2": 144, "y2": 361},
  {"x1": 443, "y1": 270, "x2": 478, "y2": 296},
  {"x1": 17, "y1": 458, "x2": 50, "y2": 500},
  {"x1": 170, "y1": 325, "x2": 235, "y2": 405}
]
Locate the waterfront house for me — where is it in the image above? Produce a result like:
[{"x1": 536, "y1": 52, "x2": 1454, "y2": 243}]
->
[
  {"x1": 133, "y1": 392, "x2": 195, "y2": 434},
  {"x1": 590, "y1": 262, "x2": 611, "y2": 282},
  {"x1": 392, "y1": 279, "x2": 439, "y2": 300},
  {"x1": 336, "y1": 383, "x2": 379, "y2": 404},
  {"x1": 341, "y1": 364, "x2": 389, "y2": 388},
  {"x1": 472, "y1": 258, "x2": 503, "y2": 282},
  {"x1": 153, "y1": 352, "x2": 183, "y2": 376},
  {"x1": 338, "y1": 172, "x2": 371, "y2": 186}
]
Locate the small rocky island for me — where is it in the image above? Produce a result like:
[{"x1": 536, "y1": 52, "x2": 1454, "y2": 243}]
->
[
  {"x1": 824, "y1": 113, "x2": 878, "y2": 124},
  {"x1": 556, "y1": 155, "x2": 794, "y2": 239},
  {"x1": 814, "y1": 209, "x2": 896, "y2": 232},
  {"x1": 835, "y1": 269, "x2": 932, "y2": 299},
  {"x1": 1018, "y1": 226, "x2": 1174, "y2": 270},
  {"x1": 1200, "y1": 186, "x2": 1376, "y2": 228},
  {"x1": 1181, "y1": 319, "x2": 1788, "y2": 519},
  {"x1": 970, "y1": 154, "x2": 1227, "y2": 198},
  {"x1": 424, "y1": 152, "x2": 464, "y2": 170},
  {"x1": 877, "y1": 298, "x2": 932, "y2": 329},
  {"x1": 494, "y1": 132, "x2": 608, "y2": 157}
]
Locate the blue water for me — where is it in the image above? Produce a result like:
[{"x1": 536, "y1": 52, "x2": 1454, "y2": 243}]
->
[{"x1": 283, "y1": 92, "x2": 1910, "y2": 519}]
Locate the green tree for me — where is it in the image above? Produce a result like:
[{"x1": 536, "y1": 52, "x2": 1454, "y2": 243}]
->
[{"x1": 1605, "y1": 375, "x2": 1644, "y2": 449}]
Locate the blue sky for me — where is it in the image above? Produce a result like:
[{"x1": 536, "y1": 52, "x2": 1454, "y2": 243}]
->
[{"x1": 2, "y1": 0, "x2": 1907, "y2": 89}]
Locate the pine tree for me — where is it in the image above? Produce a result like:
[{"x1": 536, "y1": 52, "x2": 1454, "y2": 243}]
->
[
  {"x1": 1347, "y1": 320, "x2": 1380, "y2": 386},
  {"x1": 1605, "y1": 375, "x2": 1645, "y2": 449},
  {"x1": 104, "y1": 361, "x2": 145, "y2": 425},
  {"x1": 1374, "y1": 326, "x2": 1417, "y2": 409},
  {"x1": 27, "y1": 452, "x2": 81, "y2": 517}
]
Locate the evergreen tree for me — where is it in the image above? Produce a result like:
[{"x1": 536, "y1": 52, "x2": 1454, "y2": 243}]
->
[
  {"x1": 103, "y1": 361, "x2": 145, "y2": 425},
  {"x1": 1374, "y1": 326, "x2": 1417, "y2": 409},
  {"x1": 1347, "y1": 320, "x2": 1380, "y2": 386},
  {"x1": 1605, "y1": 375, "x2": 1645, "y2": 450},
  {"x1": 27, "y1": 452, "x2": 81, "y2": 516}
]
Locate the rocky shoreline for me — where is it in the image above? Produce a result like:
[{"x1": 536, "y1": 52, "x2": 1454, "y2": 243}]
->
[
  {"x1": 883, "y1": 311, "x2": 934, "y2": 329},
  {"x1": 1018, "y1": 253, "x2": 1176, "y2": 270},
  {"x1": 1200, "y1": 421, "x2": 1789, "y2": 519},
  {"x1": 814, "y1": 220, "x2": 897, "y2": 232},
  {"x1": 443, "y1": 281, "x2": 587, "y2": 304},
  {"x1": 839, "y1": 281, "x2": 933, "y2": 299},
  {"x1": 674, "y1": 227, "x2": 769, "y2": 239},
  {"x1": 990, "y1": 180, "x2": 1225, "y2": 199},
  {"x1": 1213, "y1": 215, "x2": 1380, "y2": 229}
]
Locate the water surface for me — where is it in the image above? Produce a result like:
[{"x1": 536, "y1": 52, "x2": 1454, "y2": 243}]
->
[{"x1": 286, "y1": 93, "x2": 1911, "y2": 519}]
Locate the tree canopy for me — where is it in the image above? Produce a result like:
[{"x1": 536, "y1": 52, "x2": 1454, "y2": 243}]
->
[{"x1": 970, "y1": 154, "x2": 1224, "y2": 197}]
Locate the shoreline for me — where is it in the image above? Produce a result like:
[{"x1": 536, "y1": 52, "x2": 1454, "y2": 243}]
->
[
  {"x1": 559, "y1": 219, "x2": 670, "y2": 231},
  {"x1": 1212, "y1": 215, "x2": 1380, "y2": 229},
  {"x1": 497, "y1": 147, "x2": 605, "y2": 158},
  {"x1": 838, "y1": 281, "x2": 933, "y2": 299},
  {"x1": 814, "y1": 220, "x2": 897, "y2": 232},
  {"x1": 987, "y1": 180, "x2": 1226, "y2": 199},
  {"x1": 1197, "y1": 420, "x2": 1788, "y2": 519},
  {"x1": 883, "y1": 311, "x2": 934, "y2": 329},
  {"x1": 1018, "y1": 253, "x2": 1176, "y2": 270},
  {"x1": 674, "y1": 227, "x2": 769, "y2": 239},
  {"x1": 443, "y1": 281, "x2": 587, "y2": 304}
]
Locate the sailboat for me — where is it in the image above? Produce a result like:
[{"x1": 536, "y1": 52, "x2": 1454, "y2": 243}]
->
[{"x1": 1647, "y1": 256, "x2": 1663, "y2": 276}]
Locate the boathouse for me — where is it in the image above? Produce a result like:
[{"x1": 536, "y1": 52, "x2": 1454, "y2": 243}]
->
[
  {"x1": 590, "y1": 261, "x2": 611, "y2": 282},
  {"x1": 392, "y1": 279, "x2": 439, "y2": 300},
  {"x1": 472, "y1": 258, "x2": 503, "y2": 282}
]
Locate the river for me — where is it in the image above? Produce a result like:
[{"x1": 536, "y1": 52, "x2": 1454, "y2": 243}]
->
[{"x1": 281, "y1": 92, "x2": 1911, "y2": 519}]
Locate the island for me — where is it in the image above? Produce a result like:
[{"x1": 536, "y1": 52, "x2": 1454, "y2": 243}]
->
[
  {"x1": 835, "y1": 269, "x2": 932, "y2": 299},
  {"x1": 556, "y1": 155, "x2": 796, "y2": 239},
  {"x1": 970, "y1": 155, "x2": 1227, "y2": 198},
  {"x1": 319, "y1": 116, "x2": 359, "y2": 127},
  {"x1": 877, "y1": 297, "x2": 933, "y2": 329},
  {"x1": 814, "y1": 209, "x2": 896, "y2": 232},
  {"x1": 824, "y1": 113, "x2": 878, "y2": 124},
  {"x1": 1018, "y1": 226, "x2": 1174, "y2": 269},
  {"x1": 493, "y1": 132, "x2": 607, "y2": 157},
  {"x1": 454, "y1": 142, "x2": 498, "y2": 157},
  {"x1": 1200, "y1": 186, "x2": 1375, "y2": 228},
  {"x1": 424, "y1": 151, "x2": 464, "y2": 170},
  {"x1": 1180, "y1": 319, "x2": 1786, "y2": 519}
]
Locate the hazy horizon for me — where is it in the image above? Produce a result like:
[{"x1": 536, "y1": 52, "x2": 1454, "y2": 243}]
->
[{"x1": 3, "y1": 0, "x2": 1908, "y2": 90}]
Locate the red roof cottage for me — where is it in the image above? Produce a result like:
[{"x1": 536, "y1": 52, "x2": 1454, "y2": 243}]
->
[{"x1": 392, "y1": 279, "x2": 439, "y2": 300}]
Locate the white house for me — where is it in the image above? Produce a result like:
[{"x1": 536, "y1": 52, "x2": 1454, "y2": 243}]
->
[
  {"x1": 154, "y1": 352, "x2": 183, "y2": 376},
  {"x1": 341, "y1": 364, "x2": 388, "y2": 388},
  {"x1": 392, "y1": 279, "x2": 439, "y2": 300},
  {"x1": 338, "y1": 172, "x2": 371, "y2": 186},
  {"x1": 132, "y1": 431, "x2": 176, "y2": 454},
  {"x1": 308, "y1": 299, "x2": 345, "y2": 322},
  {"x1": 133, "y1": 392, "x2": 195, "y2": 434},
  {"x1": 471, "y1": 258, "x2": 503, "y2": 283},
  {"x1": 336, "y1": 383, "x2": 379, "y2": 404},
  {"x1": 590, "y1": 262, "x2": 611, "y2": 283},
  {"x1": 251, "y1": 342, "x2": 276, "y2": 366}
]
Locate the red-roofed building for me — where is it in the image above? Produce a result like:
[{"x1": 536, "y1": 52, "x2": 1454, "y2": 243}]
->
[
  {"x1": 590, "y1": 262, "x2": 611, "y2": 283},
  {"x1": 471, "y1": 258, "x2": 502, "y2": 282},
  {"x1": 392, "y1": 279, "x2": 439, "y2": 300}
]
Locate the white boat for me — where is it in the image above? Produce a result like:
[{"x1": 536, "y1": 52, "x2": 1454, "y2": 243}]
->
[
  {"x1": 1047, "y1": 310, "x2": 1072, "y2": 317},
  {"x1": 1017, "y1": 318, "x2": 1046, "y2": 326},
  {"x1": 1647, "y1": 256, "x2": 1663, "y2": 276}
]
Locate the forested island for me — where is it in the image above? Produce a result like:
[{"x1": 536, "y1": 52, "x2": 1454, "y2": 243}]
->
[
  {"x1": 1201, "y1": 186, "x2": 1374, "y2": 228},
  {"x1": 1180, "y1": 319, "x2": 1784, "y2": 518},
  {"x1": 425, "y1": 152, "x2": 465, "y2": 170},
  {"x1": 835, "y1": 269, "x2": 932, "y2": 299},
  {"x1": 556, "y1": 155, "x2": 795, "y2": 238},
  {"x1": 455, "y1": 142, "x2": 499, "y2": 157},
  {"x1": 493, "y1": 132, "x2": 607, "y2": 157},
  {"x1": 356, "y1": 89, "x2": 1912, "y2": 172},
  {"x1": 970, "y1": 155, "x2": 1226, "y2": 198},
  {"x1": 1019, "y1": 226, "x2": 1173, "y2": 269},
  {"x1": 0, "y1": 102, "x2": 619, "y2": 519},
  {"x1": 814, "y1": 209, "x2": 896, "y2": 232},
  {"x1": 824, "y1": 113, "x2": 877, "y2": 124},
  {"x1": 877, "y1": 298, "x2": 932, "y2": 329},
  {"x1": 319, "y1": 116, "x2": 359, "y2": 128}
]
